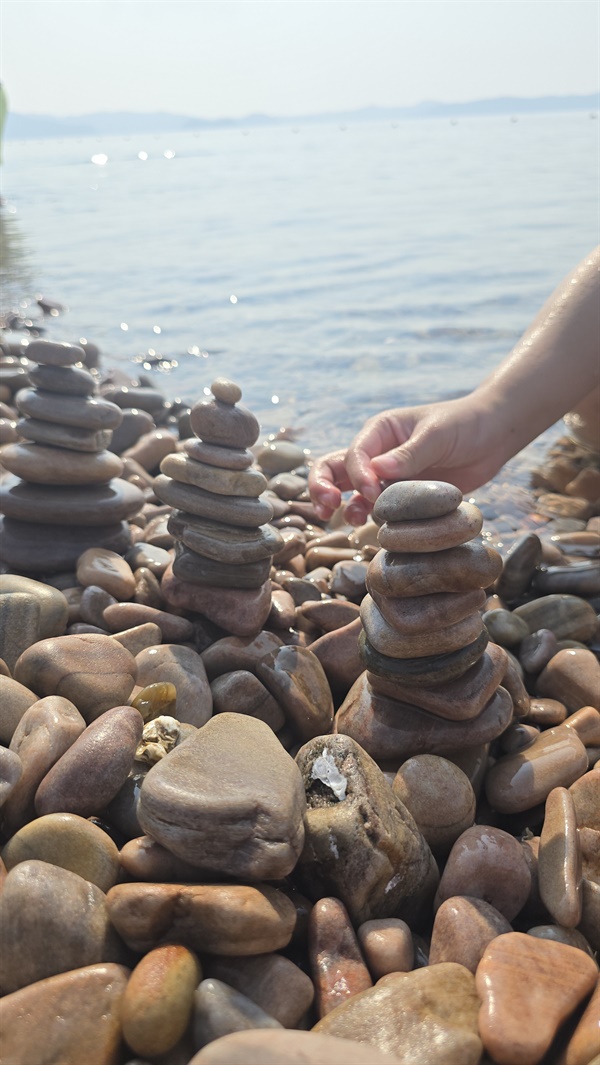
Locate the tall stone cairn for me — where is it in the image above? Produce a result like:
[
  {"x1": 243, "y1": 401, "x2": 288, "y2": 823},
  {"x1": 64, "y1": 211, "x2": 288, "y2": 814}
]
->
[
  {"x1": 337, "y1": 480, "x2": 514, "y2": 761},
  {"x1": 0, "y1": 340, "x2": 144, "y2": 573},
  {"x1": 154, "y1": 378, "x2": 282, "y2": 629}
]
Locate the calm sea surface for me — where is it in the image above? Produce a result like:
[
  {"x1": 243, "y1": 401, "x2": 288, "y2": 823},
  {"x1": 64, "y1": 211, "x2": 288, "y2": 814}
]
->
[{"x1": 2, "y1": 112, "x2": 598, "y2": 488}]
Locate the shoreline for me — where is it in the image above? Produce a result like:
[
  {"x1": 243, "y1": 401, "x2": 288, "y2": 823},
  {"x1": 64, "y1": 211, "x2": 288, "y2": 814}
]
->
[{"x1": 0, "y1": 334, "x2": 599, "y2": 1064}]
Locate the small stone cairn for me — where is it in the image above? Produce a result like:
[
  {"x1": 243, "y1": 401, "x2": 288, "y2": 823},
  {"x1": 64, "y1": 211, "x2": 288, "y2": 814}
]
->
[
  {"x1": 340, "y1": 480, "x2": 513, "y2": 758},
  {"x1": 0, "y1": 340, "x2": 144, "y2": 573},
  {"x1": 154, "y1": 378, "x2": 282, "y2": 619}
]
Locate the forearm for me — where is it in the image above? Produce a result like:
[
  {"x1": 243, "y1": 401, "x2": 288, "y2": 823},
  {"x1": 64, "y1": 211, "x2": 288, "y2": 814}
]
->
[{"x1": 474, "y1": 246, "x2": 600, "y2": 462}]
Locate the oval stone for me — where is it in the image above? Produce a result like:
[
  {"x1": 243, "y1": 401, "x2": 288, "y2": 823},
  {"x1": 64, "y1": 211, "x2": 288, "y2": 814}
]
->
[
  {"x1": 0, "y1": 476, "x2": 144, "y2": 526},
  {"x1": 372, "y1": 481, "x2": 463, "y2": 523},
  {"x1": 314, "y1": 963, "x2": 482, "y2": 1065},
  {"x1": 0, "y1": 963, "x2": 129, "y2": 1065},
  {"x1": 0, "y1": 576, "x2": 69, "y2": 641},
  {"x1": 28, "y1": 361, "x2": 96, "y2": 396},
  {"x1": 435, "y1": 825, "x2": 531, "y2": 921},
  {"x1": 476, "y1": 933, "x2": 598, "y2": 1065},
  {"x1": 76, "y1": 547, "x2": 136, "y2": 600},
  {"x1": 1, "y1": 442, "x2": 123, "y2": 485},
  {"x1": 193, "y1": 978, "x2": 283, "y2": 1047},
  {"x1": 371, "y1": 587, "x2": 486, "y2": 635},
  {"x1": 367, "y1": 542, "x2": 502, "y2": 597},
  {"x1": 15, "y1": 388, "x2": 123, "y2": 430},
  {"x1": 2, "y1": 696, "x2": 86, "y2": 835},
  {"x1": 359, "y1": 629, "x2": 489, "y2": 687},
  {"x1": 1, "y1": 812, "x2": 120, "y2": 892},
  {"x1": 189, "y1": 398, "x2": 260, "y2": 448},
  {"x1": 485, "y1": 725, "x2": 589, "y2": 814},
  {"x1": 361, "y1": 595, "x2": 484, "y2": 659},
  {"x1": 392, "y1": 755, "x2": 476, "y2": 856},
  {"x1": 495, "y1": 532, "x2": 543, "y2": 602},
  {"x1": 513, "y1": 594, "x2": 597, "y2": 642},
  {"x1": 25, "y1": 339, "x2": 84, "y2": 367},
  {"x1": 377, "y1": 502, "x2": 483, "y2": 553},
  {"x1": 0, "y1": 747, "x2": 23, "y2": 808},
  {"x1": 161, "y1": 566, "x2": 273, "y2": 637},
  {"x1": 429, "y1": 896, "x2": 512, "y2": 973},
  {"x1": 357, "y1": 919, "x2": 414, "y2": 980},
  {"x1": 0, "y1": 860, "x2": 122, "y2": 993},
  {"x1": 210, "y1": 378, "x2": 243, "y2": 405},
  {"x1": 13, "y1": 633, "x2": 137, "y2": 723},
  {"x1": 154, "y1": 474, "x2": 273, "y2": 528},
  {"x1": 482, "y1": 609, "x2": 529, "y2": 648},
  {"x1": 184, "y1": 437, "x2": 254, "y2": 470},
  {"x1": 161, "y1": 452, "x2": 267, "y2": 498},
  {"x1": 203, "y1": 954, "x2": 315, "y2": 1029},
  {"x1": 308, "y1": 897, "x2": 373, "y2": 1018},
  {"x1": 536, "y1": 648, "x2": 600, "y2": 713},
  {"x1": 538, "y1": 786, "x2": 582, "y2": 928},
  {"x1": 16, "y1": 416, "x2": 112, "y2": 453},
  {"x1": 34, "y1": 705, "x2": 143, "y2": 818},
  {"x1": 122, "y1": 945, "x2": 201, "y2": 1058}
]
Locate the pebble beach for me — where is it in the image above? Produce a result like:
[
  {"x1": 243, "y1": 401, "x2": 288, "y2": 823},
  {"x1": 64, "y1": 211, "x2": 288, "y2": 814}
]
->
[{"x1": 0, "y1": 328, "x2": 598, "y2": 1065}]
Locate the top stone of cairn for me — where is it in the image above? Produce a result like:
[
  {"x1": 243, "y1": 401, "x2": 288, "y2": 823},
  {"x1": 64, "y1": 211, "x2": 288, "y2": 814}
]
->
[
  {"x1": 25, "y1": 340, "x2": 85, "y2": 368},
  {"x1": 372, "y1": 480, "x2": 463, "y2": 523},
  {"x1": 189, "y1": 379, "x2": 260, "y2": 449}
]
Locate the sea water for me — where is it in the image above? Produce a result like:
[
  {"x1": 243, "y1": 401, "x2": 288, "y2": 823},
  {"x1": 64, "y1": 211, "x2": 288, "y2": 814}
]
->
[{"x1": 2, "y1": 112, "x2": 598, "y2": 477}]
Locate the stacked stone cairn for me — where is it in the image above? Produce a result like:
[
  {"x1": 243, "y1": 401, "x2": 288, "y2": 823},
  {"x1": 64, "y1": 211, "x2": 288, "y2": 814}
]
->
[
  {"x1": 0, "y1": 340, "x2": 145, "y2": 573},
  {"x1": 154, "y1": 378, "x2": 282, "y2": 632},
  {"x1": 337, "y1": 480, "x2": 514, "y2": 761}
]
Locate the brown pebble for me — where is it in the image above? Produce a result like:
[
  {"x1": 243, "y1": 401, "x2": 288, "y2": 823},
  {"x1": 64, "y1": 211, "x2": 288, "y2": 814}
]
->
[
  {"x1": 435, "y1": 825, "x2": 531, "y2": 921},
  {"x1": 429, "y1": 895, "x2": 512, "y2": 973},
  {"x1": 309, "y1": 897, "x2": 372, "y2": 1018},
  {"x1": 476, "y1": 932, "x2": 598, "y2": 1065},
  {"x1": 121, "y1": 945, "x2": 202, "y2": 1058},
  {"x1": 538, "y1": 786, "x2": 582, "y2": 928},
  {"x1": 34, "y1": 705, "x2": 143, "y2": 818},
  {"x1": 357, "y1": 918, "x2": 414, "y2": 979}
]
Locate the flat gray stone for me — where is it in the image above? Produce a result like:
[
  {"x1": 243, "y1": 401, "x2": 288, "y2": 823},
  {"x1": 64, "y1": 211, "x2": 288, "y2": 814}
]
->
[
  {"x1": 16, "y1": 417, "x2": 112, "y2": 453},
  {"x1": 184, "y1": 438, "x2": 254, "y2": 470},
  {"x1": 154, "y1": 474, "x2": 273, "y2": 528},
  {"x1": 0, "y1": 517, "x2": 132, "y2": 573},
  {"x1": 162, "y1": 452, "x2": 267, "y2": 498},
  {"x1": 0, "y1": 477, "x2": 144, "y2": 526},
  {"x1": 373, "y1": 481, "x2": 463, "y2": 523},
  {"x1": 29, "y1": 363, "x2": 96, "y2": 396},
  {"x1": 25, "y1": 340, "x2": 84, "y2": 367},
  {"x1": 15, "y1": 389, "x2": 123, "y2": 431}
]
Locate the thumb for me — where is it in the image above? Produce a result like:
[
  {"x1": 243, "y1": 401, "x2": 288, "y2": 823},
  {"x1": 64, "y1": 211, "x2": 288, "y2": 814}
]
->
[{"x1": 371, "y1": 428, "x2": 442, "y2": 482}]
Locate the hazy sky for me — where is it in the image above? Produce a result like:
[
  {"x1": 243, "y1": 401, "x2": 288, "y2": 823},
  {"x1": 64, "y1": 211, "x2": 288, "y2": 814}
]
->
[{"x1": 2, "y1": 0, "x2": 598, "y2": 117}]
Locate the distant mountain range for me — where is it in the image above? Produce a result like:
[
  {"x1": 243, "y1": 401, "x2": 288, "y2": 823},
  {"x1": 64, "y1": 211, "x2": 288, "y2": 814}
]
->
[{"x1": 5, "y1": 94, "x2": 598, "y2": 139}]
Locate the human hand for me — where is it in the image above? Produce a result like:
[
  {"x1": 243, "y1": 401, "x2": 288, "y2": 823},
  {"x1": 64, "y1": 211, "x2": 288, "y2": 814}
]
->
[{"x1": 308, "y1": 394, "x2": 506, "y2": 524}]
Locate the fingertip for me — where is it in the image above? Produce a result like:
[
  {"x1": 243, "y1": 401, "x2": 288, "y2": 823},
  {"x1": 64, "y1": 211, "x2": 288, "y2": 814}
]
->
[
  {"x1": 360, "y1": 481, "x2": 381, "y2": 504},
  {"x1": 371, "y1": 454, "x2": 400, "y2": 478},
  {"x1": 344, "y1": 493, "x2": 371, "y2": 526},
  {"x1": 314, "y1": 501, "x2": 333, "y2": 521}
]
